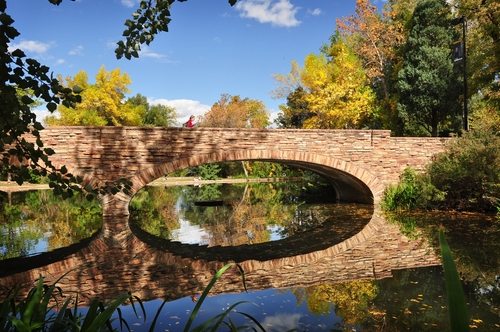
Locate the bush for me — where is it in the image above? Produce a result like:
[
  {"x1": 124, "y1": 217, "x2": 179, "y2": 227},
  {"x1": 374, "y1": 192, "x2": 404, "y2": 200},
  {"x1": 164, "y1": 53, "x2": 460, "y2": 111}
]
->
[
  {"x1": 427, "y1": 108, "x2": 500, "y2": 212},
  {"x1": 381, "y1": 167, "x2": 445, "y2": 211}
]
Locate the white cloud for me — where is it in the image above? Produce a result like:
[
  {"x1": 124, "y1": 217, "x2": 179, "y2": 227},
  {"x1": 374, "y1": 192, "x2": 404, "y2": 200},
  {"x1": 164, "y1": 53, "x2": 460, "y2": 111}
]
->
[
  {"x1": 235, "y1": 0, "x2": 301, "y2": 27},
  {"x1": 268, "y1": 108, "x2": 279, "y2": 128},
  {"x1": 261, "y1": 313, "x2": 302, "y2": 331},
  {"x1": 148, "y1": 98, "x2": 211, "y2": 125},
  {"x1": 68, "y1": 45, "x2": 84, "y2": 56},
  {"x1": 121, "y1": 0, "x2": 136, "y2": 8},
  {"x1": 8, "y1": 40, "x2": 51, "y2": 54},
  {"x1": 139, "y1": 46, "x2": 167, "y2": 59},
  {"x1": 55, "y1": 58, "x2": 65, "y2": 65},
  {"x1": 308, "y1": 8, "x2": 321, "y2": 16}
]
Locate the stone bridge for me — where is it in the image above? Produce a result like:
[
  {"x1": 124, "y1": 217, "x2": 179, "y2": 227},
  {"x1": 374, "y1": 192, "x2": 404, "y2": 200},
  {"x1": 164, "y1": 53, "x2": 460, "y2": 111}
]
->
[{"x1": 36, "y1": 127, "x2": 448, "y2": 213}]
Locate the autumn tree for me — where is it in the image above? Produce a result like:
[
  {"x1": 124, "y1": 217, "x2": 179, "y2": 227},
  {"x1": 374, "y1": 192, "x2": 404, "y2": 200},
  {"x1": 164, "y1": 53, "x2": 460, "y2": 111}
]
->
[
  {"x1": 46, "y1": 67, "x2": 144, "y2": 126},
  {"x1": 396, "y1": 0, "x2": 462, "y2": 136},
  {"x1": 302, "y1": 281, "x2": 378, "y2": 326},
  {"x1": 199, "y1": 94, "x2": 269, "y2": 128},
  {"x1": 300, "y1": 37, "x2": 377, "y2": 129},
  {"x1": 337, "y1": 0, "x2": 403, "y2": 100}
]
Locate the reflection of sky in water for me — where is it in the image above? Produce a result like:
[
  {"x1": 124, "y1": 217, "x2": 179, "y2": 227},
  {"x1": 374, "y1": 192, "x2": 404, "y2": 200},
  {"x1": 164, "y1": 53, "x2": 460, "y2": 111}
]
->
[
  {"x1": 112, "y1": 288, "x2": 341, "y2": 331},
  {"x1": 267, "y1": 225, "x2": 284, "y2": 241},
  {"x1": 170, "y1": 219, "x2": 209, "y2": 245},
  {"x1": 172, "y1": 196, "x2": 209, "y2": 245},
  {"x1": 0, "y1": 227, "x2": 49, "y2": 257}
]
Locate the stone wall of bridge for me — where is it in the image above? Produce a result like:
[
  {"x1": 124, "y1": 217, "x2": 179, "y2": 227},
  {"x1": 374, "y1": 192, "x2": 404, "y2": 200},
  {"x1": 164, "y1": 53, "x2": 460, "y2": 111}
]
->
[{"x1": 35, "y1": 127, "x2": 449, "y2": 206}]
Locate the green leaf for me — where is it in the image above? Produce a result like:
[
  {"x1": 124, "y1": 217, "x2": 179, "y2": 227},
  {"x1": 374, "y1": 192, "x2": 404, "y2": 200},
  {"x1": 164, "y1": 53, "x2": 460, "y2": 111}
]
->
[
  {"x1": 21, "y1": 95, "x2": 34, "y2": 105},
  {"x1": 44, "y1": 148, "x2": 55, "y2": 155},
  {"x1": 184, "y1": 263, "x2": 235, "y2": 332},
  {"x1": 439, "y1": 229, "x2": 469, "y2": 332},
  {"x1": 83, "y1": 293, "x2": 129, "y2": 331},
  {"x1": 0, "y1": 12, "x2": 14, "y2": 25},
  {"x1": 47, "y1": 102, "x2": 57, "y2": 112}
]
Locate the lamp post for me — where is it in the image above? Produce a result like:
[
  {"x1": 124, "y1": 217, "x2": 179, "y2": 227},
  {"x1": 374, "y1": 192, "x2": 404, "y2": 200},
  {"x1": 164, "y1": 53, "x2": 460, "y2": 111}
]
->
[{"x1": 451, "y1": 16, "x2": 468, "y2": 131}]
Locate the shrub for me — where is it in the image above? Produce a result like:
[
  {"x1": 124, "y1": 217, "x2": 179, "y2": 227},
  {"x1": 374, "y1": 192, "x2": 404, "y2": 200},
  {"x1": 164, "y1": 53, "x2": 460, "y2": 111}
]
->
[
  {"x1": 427, "y1": 108, "x2": 500, "y2": 212},
  {"x1": 382, "y1": 167, "x2": 445, "y2": 211}
]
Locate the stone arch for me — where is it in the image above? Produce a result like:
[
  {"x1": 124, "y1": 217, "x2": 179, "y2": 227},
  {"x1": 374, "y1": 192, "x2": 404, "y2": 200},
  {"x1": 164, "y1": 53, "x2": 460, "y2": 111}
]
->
[
  {"x1": 128, "y1": 149, "x2": 385, "y2": 204},
  {"x1": 122, "y1": 149, "x2": 388, "y2": 261}
]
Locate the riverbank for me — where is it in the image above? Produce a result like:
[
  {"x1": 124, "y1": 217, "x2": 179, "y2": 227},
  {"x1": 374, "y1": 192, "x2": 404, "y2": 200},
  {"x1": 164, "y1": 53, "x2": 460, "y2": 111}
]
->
[{"x1": 0, "y1": 177, "x2": 300, "y2": 193}]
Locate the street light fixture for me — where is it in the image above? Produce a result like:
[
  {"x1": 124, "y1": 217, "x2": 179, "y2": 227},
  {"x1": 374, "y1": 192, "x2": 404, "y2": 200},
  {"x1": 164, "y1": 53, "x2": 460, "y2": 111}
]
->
[{"x1": 451, "y1": 16, "x2": 468, "y2": 131}]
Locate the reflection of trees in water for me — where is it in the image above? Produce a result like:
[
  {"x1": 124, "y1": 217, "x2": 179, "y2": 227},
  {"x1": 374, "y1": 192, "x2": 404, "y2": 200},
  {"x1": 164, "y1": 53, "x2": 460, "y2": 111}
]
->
[
  {"x1": 0, "y1": 191, "x2": 101, "y2": 259},
  {"x1": 386, "y1": 211, "x2": 500, "y2": 319},
  {"x1": 131, "y1": 180, "x2": 343, "y2": 247},
  {"x1": 0, "y1": 204, "x2": 41, "y2": 259},
  {"x1": 130, "y1": 187, "x2": 179, "y2": 238},
  {"x1": 291, "y1": 280, "x2": 378, "y2": 327}
]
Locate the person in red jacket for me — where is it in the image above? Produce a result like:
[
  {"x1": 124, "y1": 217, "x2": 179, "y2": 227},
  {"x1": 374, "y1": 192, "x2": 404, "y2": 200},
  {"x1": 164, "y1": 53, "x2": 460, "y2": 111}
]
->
[{"x1": 184, "y1": 115, "x2": 195, "y2": 128}]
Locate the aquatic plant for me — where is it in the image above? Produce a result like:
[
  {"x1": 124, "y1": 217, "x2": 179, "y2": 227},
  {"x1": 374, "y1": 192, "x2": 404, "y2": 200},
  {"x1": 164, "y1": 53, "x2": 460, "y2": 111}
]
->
[{"x1": 0, "y1": 274, "x2": 129, "y2": 332}]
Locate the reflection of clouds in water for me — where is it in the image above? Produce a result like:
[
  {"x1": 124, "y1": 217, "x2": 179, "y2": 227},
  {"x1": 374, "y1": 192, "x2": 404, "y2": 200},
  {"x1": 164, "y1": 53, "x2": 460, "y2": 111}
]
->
[
  {"x1": 261, "y1": 313, "x2": 302, "y2": 331},
  {"x1": 170, "y1": 219, "x2": 209, "y2": 245},
  {"x1": 267, "y1": 225, "x2": 284, "y2": 241}
]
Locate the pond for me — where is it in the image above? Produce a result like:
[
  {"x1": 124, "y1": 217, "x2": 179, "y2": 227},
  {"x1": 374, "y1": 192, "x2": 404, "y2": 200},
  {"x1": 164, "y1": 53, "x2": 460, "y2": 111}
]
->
[{"x1": 0, "y1": 179, "x2": 498, "y2": 331}]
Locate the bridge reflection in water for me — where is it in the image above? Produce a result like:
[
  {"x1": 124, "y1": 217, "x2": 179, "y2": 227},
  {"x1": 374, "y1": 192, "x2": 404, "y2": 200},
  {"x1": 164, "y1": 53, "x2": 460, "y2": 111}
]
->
[{"x1": 0, "y1": 207, "x2": 440, "y2": 305}]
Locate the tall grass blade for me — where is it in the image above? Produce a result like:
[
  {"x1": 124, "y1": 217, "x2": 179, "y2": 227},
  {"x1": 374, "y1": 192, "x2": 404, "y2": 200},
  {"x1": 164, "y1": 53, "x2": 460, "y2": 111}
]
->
[
  {"x1": 439, "y1": 229, "x2": 469, "y2": 332},
  {"x1": 19, "y1": 277, "x2": 44, "y2": 328},
  {"x1": 209, "y1": 301, "x2": 249, "y2": 331},
  {"x1": 83, "y1": 293, "x2": 129, "y2": 331},
  {"x1": 80, "y1": 299, "x2": 100, "y2": 331},
  {"x1": 116, "y1": 307, "x2": 132, "y2": 332},
  {"x1": 149, "y1": 299, "x2": 167, "y2": 332},
  {"x1": 184, "y1": 263, "x2": 235, "y2": 332},
  {"x1": 49, "y1": 297, "x2": 73, "y2": 332},
  {"x1": 235, "y1": 264, "x2": 247, "y2": 292},
  {"x1": 236, "y1": 312, "x2": 266, "y2": 331},
  {"x1": 129, "y1": 294, "x2": 147, "y2": 323}
]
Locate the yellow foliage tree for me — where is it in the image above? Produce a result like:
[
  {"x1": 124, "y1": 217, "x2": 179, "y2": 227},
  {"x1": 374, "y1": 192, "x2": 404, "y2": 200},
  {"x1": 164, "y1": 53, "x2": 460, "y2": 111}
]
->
[
  {"x1": 306, "y1": 280, "x2": 378, "y2": 325},
  {"x1": 46, "y1": 66, "x2": 144, "y2": 126},
  {"x1": 301, "y1": 39, "x2": 377, "y2": 129}
]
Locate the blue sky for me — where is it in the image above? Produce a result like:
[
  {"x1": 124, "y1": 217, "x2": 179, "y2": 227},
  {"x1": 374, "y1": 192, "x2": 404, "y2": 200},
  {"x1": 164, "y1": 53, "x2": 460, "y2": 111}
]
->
[{"x1": 8, "y1": 0, "x2": 384, "y2": 125}]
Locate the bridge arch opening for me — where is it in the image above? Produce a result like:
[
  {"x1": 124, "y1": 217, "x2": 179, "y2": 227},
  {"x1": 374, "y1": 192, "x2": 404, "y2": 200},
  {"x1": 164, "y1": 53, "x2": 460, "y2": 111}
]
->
[{"x1": 129, "y1": 149, "x2": 382, "y2": 205}]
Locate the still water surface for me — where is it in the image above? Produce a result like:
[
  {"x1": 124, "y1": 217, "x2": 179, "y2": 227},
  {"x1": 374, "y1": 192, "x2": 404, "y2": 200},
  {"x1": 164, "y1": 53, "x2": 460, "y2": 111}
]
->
[{"x1": 0, "y1": 180, "x2": 498, "y2": 331}]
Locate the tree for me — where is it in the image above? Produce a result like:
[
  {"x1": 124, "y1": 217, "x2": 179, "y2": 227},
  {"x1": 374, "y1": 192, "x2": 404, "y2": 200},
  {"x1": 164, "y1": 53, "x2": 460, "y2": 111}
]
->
[
  {"x1": 300, "y1": 38, "x2": 377, "y2": 129},
  {"x1": 126, "y1": 93, "x2": 177, "y2": 127},
  {"x1": 337, "y1": 0, "x2": 403, "y2": 100},
  {"x1": 452, "y1": 0, "x2": 500, "y2": 113},
  {"x1": 396, "y1": 0, "x2": 462, "y2": 136},
  {"x1": 337, "y1": 0, "x2": 406, "y2": 132},
  {"x1": 275, "y1": 87, "x2": 312, "y2": 128},
  {"x1": 426, "y1": 108, "x2": 500, "y2": 211},
  {"x1": 46, "y1": 67, "x2": 144, "y2": 126},
  {"x1": 199, "y1": 94, "x2": 269, "y2": 128},
  {"x1": 1, "y1": 0, "x2": 82, "y2": 196}
]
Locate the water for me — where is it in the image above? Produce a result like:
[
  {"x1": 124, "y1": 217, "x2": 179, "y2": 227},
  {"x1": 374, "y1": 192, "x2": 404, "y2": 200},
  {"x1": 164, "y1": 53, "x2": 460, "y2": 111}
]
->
[{"x1": 0, "y1": 180, "x2": 498, "y2": 331}]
